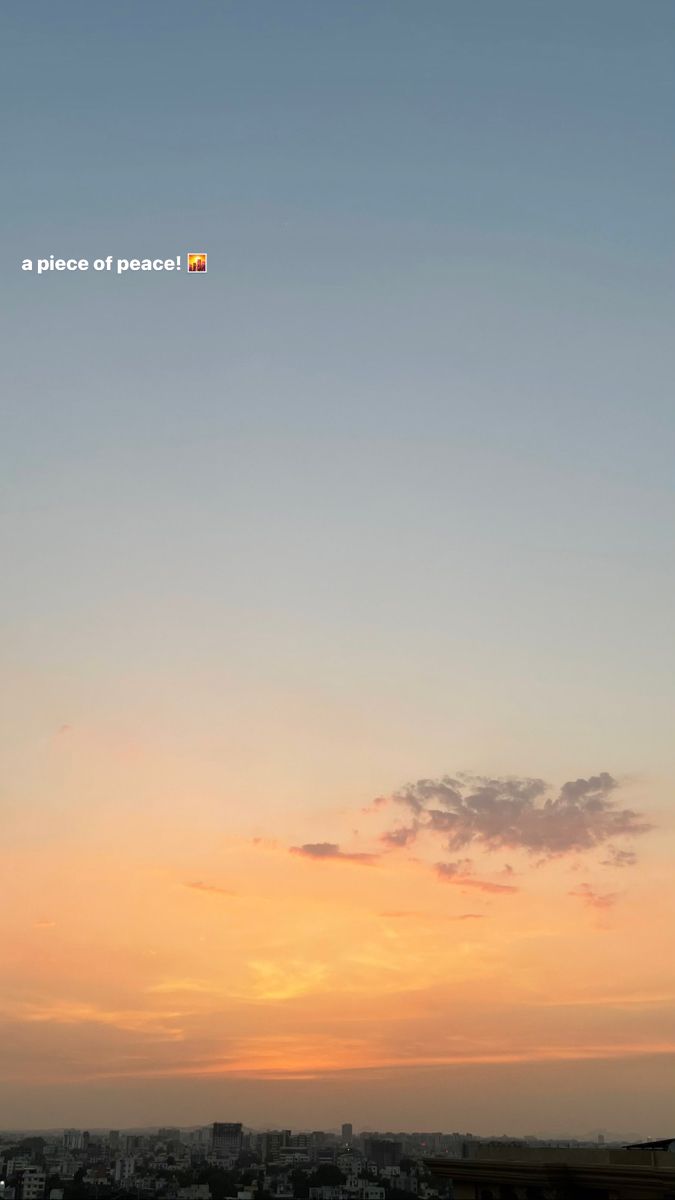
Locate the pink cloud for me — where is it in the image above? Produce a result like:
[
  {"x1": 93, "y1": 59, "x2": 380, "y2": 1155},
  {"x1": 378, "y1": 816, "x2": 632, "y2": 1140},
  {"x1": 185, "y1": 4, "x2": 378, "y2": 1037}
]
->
[
  {"x1": 569, "y1": 883, "x2": 618, "y2": 910},
  {"x1": 435, "y1": 860, "x2": 519, "y2": 894}
]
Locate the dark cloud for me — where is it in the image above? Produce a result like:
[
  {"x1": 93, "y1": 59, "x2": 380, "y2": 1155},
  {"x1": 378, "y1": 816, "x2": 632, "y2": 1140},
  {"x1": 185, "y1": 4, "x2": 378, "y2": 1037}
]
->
[
  {"x1": 388, "y1": 772, "x2": 651, "y2": 859},
  {"x1": 380, "y1": 825, "x2": 418, "y2": 848},
  {"x1": 435, "y1": 858, "x2": 473, "y2": 878},
  {"x1": 569, "y1": 883, "x2": 618, "y2": 910},
  {"x1": 290, "y1": 842, "x2": 378, "y2": 865},
  {"x1": 435, "y1": 860, "x2": 519, "y2": 894},
  {"x1": 184, "y1": 881, "x2": 236, "y2": 897}
]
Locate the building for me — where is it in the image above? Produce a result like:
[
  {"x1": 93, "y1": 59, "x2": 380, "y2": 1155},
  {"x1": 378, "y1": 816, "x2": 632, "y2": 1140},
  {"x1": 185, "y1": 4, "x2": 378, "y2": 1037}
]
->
[
  {"x1": 18, "y1": 1171, "x2": 46, "y2": 1200},
  {"x1": 158, "y1": 1129, "x2": 181, "y2": 1145},
  {"x1": 337, "y1": 1154, "x2": 362, "y2": 1176},
  {"x1": 426, "y1": 1143, "x2": 675, "y2": 1199},
  {"x1": 258, "y1": 1131, "x2": 291, "y2": 1163},
  {"x1": 309, "y1": 1189, "x2": 384, "y2": 1200},
  {"x1": 279, "y1": 1149, "x2": 310, "y2": 1166},
  {"x1": 4, "y1": 1162, "x2": 31, "y2": 1179},
  {"x1": 114, "y1": 1159, "x2": 136, "y2": 1186},
  {"x1": 364, "y1": 1141, "x2": 402, "y2": 1170},
  {"x1": 342, "y1": 1127, "x2": 353, "y2": 1145},
  {"x1": 211, "y1": 1124, "x2": 243, "y2": 1158}
]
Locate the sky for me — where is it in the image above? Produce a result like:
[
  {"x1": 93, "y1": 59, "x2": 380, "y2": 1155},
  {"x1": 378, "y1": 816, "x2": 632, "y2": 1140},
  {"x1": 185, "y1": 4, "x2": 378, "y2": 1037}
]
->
[{"x1": 1, "y1": 0, "x2": 674, "y2": 1137}]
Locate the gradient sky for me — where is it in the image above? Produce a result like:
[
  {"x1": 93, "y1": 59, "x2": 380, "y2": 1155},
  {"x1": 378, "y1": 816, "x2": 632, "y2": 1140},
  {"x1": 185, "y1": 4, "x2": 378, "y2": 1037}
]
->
[{"x1": 2, "y1": 1, "x2": 674, "y2": 1137}]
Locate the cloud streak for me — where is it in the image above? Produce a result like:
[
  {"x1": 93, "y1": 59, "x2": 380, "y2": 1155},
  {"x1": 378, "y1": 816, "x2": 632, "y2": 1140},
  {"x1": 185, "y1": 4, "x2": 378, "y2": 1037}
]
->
[
  {"x1": 184, "y1": 881, "x2": 236, "y2": 896},
  {"x1": 570, "y1": 883, "x2": 618, "y2": 910},
  {"x1": 435, "y1": 860, "x2": 519, "y2": 894},
  {"x1": 379, "y1": 910, "x2": 487, "y2": 921},
  {"x1": 290, "y1": 842, "x2": 378, "y2": 865}
]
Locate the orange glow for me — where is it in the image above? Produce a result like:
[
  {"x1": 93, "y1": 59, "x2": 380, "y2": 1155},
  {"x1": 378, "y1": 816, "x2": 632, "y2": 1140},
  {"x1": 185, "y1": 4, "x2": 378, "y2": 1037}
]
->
[{"x1": 1, "y1": 722, "x2": 673, "y2": 1126}]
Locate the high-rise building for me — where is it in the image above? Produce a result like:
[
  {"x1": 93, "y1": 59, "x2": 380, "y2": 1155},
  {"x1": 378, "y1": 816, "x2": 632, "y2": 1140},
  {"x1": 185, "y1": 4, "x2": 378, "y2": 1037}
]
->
[
  {"x1": 211, "y1": 1124, "x2": 243, "y2": 1157},
  {"x1": 260, "y1": 1131, "x2": 290, "y2": 1162},
  {"x1": 341, "y1": 1125, "x2": 353, "y2": 1144},
  {"x1": 364, "y1": 1140, "x2": 402, "y2": 1169}
]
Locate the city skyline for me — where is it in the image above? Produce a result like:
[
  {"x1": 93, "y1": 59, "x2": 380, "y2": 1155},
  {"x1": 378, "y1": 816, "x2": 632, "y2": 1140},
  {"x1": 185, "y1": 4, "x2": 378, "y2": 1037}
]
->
[
  {"x1": 0, "y1": 1124, "x2": 659, "y2": 1144},
  {"x1": 3, "y1": 1120, "x2": 673, "y2": 1200},
  {"x1": 2, "y1": 0, "x2": 675, "y2": 1136}
]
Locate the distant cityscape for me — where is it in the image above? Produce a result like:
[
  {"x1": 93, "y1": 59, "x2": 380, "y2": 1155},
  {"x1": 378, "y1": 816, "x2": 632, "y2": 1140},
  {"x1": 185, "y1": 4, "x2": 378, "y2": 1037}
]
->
[{"x1": 2, "y1": 1123, "x2": 673, "y2": 1200}]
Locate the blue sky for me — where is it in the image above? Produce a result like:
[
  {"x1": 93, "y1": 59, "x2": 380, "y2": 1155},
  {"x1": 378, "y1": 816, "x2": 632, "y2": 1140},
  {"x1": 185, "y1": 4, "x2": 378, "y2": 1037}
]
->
[{"x1": 3, "y1": 0, "x2": 675, "y2": 772}]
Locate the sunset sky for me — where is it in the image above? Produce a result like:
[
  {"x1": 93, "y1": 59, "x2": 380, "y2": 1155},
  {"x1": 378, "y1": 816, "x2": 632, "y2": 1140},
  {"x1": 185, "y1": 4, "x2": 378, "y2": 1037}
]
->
[{"x1": 2, "y1": 1, "x2": 675, "y2": 1136}]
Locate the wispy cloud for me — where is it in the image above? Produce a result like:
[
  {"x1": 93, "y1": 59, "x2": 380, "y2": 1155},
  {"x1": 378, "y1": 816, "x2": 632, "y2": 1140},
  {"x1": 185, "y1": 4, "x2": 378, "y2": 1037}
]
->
[
  {"x1": 379, "y1": 910, "x2": 487, "y2": 921},
  {"x1": 290, "y1": 842, "x2": 378, "y2": 865},
  {"x1": 14, "y1": 1000, "x2": 185, "y2": 1039},
  {"x1": 569, "y1": 883, "x2": 618, "y2": 910},
  {"x1": 601, "y1": 847, "x2": 638, "y2": 868},
  {"x1": 435, "y1": 860, "x2": 519, "y2": 894},
  {"x1": 361, "y1": 796, "x2": 389, "y2": 814},
  {"x1": 146, "y1": 979, "x2": 218, "y2": 995},
  {"x1": 247, "y1": 959, "x2": 329, "y2": 1001},
  {"x1": 183, "y1": 881, "x2": 236, "y2": 896}
]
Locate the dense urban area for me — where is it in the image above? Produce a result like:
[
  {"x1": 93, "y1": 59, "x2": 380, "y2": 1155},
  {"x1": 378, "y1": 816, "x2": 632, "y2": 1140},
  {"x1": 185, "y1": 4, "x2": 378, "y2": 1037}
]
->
[{"x1": 0, "y1": 1122, "x2": 645, "y2": 1200}]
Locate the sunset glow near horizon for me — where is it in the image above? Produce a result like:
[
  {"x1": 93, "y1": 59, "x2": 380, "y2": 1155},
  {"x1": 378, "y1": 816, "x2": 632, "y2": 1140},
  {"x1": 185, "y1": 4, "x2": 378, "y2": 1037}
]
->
[{"x1": 3, "y1": 0, "x2": 675, "y2": 1136}]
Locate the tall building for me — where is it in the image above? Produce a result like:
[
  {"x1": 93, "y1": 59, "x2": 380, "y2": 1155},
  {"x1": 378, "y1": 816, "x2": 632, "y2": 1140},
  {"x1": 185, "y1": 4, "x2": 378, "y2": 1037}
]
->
[
  {"x1": 114, "y1": 1159, "x2": 135, "y2": 1186},
  {"x1": 211, "y1": 1124, "x2": 243, "y2": 1157},
  {"x1": 341, "y1": 1125, "x2": 353, "y2": 1144},
  {"x1": 364, "y1": 1140, "x2": 402, "y2": 1169},
  {"x1": 260, "y1": 1131, "x2": 290, "y2": 1162}
]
